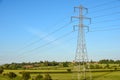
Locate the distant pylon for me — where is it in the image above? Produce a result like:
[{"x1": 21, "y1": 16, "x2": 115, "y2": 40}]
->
[{"x1": 71, "y1": 5, "x2": 92, "y2": 80}]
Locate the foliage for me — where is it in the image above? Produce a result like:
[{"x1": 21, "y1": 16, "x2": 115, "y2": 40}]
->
[
  {"x1": 119, "y1": 64, "x2": 120, "y2": 67},
  {"x1": 95, "y1": 65, "x2": 102, "y2": 69},
  {"x1": 99, "y1": 59, "x2": 120, "y2": 64},
  {"x1": 2, "y1": 67, "x2": 120, "y2": 80},
  {"x1": 114, "y1": 67, "x2": 117, "y2": 71},
  {"x1": 22, "y1": 72, "x2": 31, "y2": 80},
  {"x1": 43, "y1": 61, "x2": 59, "y2": 66},
  {"x1": 8, "y1": 72, "x2": 17, "y2": 79},
  {"x1": 44, "y1": 73, "x2": 52, "y2": 80},
  {"x1": 104, "y1": 64, "x2": 110, "y2": 69},
  {"x1": 62, "y1": 62, "x2": 69, "y2": 67},
  {"x1": 2, "y1": 63, "x2": 22, "y2": 70},
  {"x1": 34, "y1": 74, "x2": 43, "y2": 80},
  {"x1": 0, "y1": 67, "x2": 4, "y2": 74},
  {"x1": 0, "y1": 59, "x2": 120, "y2": 70},
  {"x1": 67, "y1": 69, "x2": 71, "y2": 72},
  {"x1": 90, "y1": 64, "x2": 95, "y2": 69}
]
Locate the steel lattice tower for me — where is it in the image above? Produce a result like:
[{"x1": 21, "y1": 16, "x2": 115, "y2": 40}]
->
[{"x1": 71, "y1": 5, "x2": 92, "y2": 80}]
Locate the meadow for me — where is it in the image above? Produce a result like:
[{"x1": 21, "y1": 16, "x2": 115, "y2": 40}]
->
[
  {"x1": 0, "y1": 69, "x2": 120, "y2": 80},
  {"x1": 0, "y1": 61, "x2": 120, "y2": 80}
]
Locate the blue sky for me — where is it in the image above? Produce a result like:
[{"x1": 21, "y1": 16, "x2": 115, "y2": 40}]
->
[{"x1": 0, "y1": 0, "x2": 120, "y2": 64}]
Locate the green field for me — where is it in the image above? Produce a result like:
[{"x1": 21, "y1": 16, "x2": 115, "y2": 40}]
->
[{"x1": 0, "y1": 69, "x2": 120, "y2": 80}]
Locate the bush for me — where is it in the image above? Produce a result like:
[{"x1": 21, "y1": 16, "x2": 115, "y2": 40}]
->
[
  {"x1": 104, "y1": 64, "x2": 110, "y2": 69},
  {"x1": 67, "y1": 69, "x2": 71, "y2": 72},
  {"x1": 90, "y1": 64, "x2": 95, "y2": 69},
  {"x1": 62, "y1": 62, "x2": 69, "y2": 67},
  {"x1": 95, "y1": 65, "x2": 102, "y2": 69},
  {"x1": 34, "y1": 74, "x2": 43, "y2": 80},
  {"x1": 3, "y1": 73, "x2": 8, "y2": 76},
  {"x1": 44, "y1": 73, "x2": 52, "y2": 80},
  {"x1": 0, "y1": 67, "x2": 3, "y2": 74},
  {"x1": 119, "y1": 64, "x2": 120, "y2": 67},
  {"x1": 114, "y1": 67, "x2": 117, "y2": 71},
  {"x1": 8, "y1": 72, "x2": 17, "y2": 79},
  {"x1": 22, "y1": 72, "x2": 31, "y2": 80}
]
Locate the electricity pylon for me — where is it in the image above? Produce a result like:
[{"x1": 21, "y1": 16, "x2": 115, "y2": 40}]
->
[{"x1": 71, "y1": 5, "x2": 92, "y2": 80}]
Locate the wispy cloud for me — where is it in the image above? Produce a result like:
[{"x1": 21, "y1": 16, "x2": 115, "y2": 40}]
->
[{"x1": 26, "y1": 27, "x2": 61, "y2": 46}]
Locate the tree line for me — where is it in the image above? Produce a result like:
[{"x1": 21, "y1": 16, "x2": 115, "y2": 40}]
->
[
  {"x1": 1, "y1": 61, "x2": 70, "y2": 70},
  {"x1": 98, "y1": 59, "x2": 120, "y2": 64},
  {"x1": 0, "y1": 59, "x2": 120, "y2": 70}
]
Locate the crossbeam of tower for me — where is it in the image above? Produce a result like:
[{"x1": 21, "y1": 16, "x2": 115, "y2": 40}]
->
[{"x1": 71, "y1": 5, "x2": 92, "y2": 80}]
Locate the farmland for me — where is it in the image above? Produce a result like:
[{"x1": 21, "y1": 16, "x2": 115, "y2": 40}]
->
[
  {"x1": 0, "y1": 68, "x2": 120, "y2": 80},
  {"x1": 0, "y1": 60, "x2": 120, "y2": 80}
]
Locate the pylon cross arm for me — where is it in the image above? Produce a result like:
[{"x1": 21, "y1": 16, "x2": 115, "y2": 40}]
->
[{"x1": 74, "y1": 6, "x2": 88, "y2": 13}]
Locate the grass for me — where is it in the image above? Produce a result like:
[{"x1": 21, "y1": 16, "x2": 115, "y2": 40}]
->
[
  {"x1": 92, "y1": 72, "x2": 120, "y2": 80},
  {"x1": 0, "y1": 74, "x2": 22, "y2": 80},
  {"x1": 1, "y1": 69, "x2": 120, "y2": 80}
]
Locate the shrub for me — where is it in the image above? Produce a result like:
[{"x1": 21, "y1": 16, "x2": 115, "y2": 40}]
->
[
  {"x1": 34, "y1": 74, "x2": 43, "y2": 80},
  {"x1": 67, "y1": 69, "x2": 71, "y2": 72},
  {"x1": 8, "y1": 72, "x2": 17, "y2": 79},
  {"x1": 114, "y1": 67, "x2": 117, "y2": 71},
  {"x1": 44, "y1": 73, "x2": 52, "y2": 80},
  {"x1": 3, "y1": 73, "x2": 8, "y2": 76},
  {"x1": 90, "y1": 64, "x2": 95, "y2": 69},
  {"x1": 0, "y1": 67, "x2": 3, "y2": 74},
  {"x1": 104, "y1": 64, "x2": 110, "y2": 69},
  {"x1": 22, "y1": 72, "x2": 31, "y2": 80}
]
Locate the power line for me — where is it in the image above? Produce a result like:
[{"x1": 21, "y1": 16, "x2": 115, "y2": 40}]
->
[
  {"x1": 7, "y1": 12, "x2": 75, "y2": 63},
  {"x1": 90, "y1": 27, "x2": 120, "y2": 32},
  {"x1": 7, "y1": 11, "x2": 76, "y2": 64},
  {"x1": 92, "y1": 18, "x2": 120, "y2": 24},
  {"x1": 93, "y1": 11, "x2": 120, "y2": 18},
  {"x1": 11, "y1": 31, "x2": 74, "y2": 63},
  {"x1": 19, "y1": 0, "x2": 120, "y2": 64},
  {"x1": 90, "y1": 5, "x2": 120, "y2": 14},
  {"x1": 78, "y1": 0, "x2": 87, "y2": 4},
  {"x1": 4, "y1": 0, "x2": 120, "y2": 64},
  {"x1": 18, "y1": 31, "x2": 74, "y2": 62},
  {"x1": 16, "y1": 22, "x2": 72, "y2": 52},
  {"x1": 89, "y1": 0, "x2": 119, "y2": 9},
  {"x1": 71, "y1": 11, "x2": 120, "y2": 25},
  {"x1": 27, "y1": 35, "x2": 76, "y2": 62},
  {"x1": 91, "y1": 24, "x2": 120, "y2": 29},
  {"x1": 15, "y1": 11, "x2": 75, "y2": 53},
  {"x1": 29, "y1": 31, "x2": 73, "y2": 52}
]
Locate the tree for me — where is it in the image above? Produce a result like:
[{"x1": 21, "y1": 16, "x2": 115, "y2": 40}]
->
[
  {"x1": 104, "y1": 64, "x2": 110, "y2": 69},
  {"x1": 90, "y1": 64, "x2": 95, "y2": 69},
  {"x1": 44, "y1": 73, "x2": 52, "y2": 80},
  {"x1": 0, "y1": 67, "x2": 4, "y2": 74},
  {"x1": 62, "y1": 62, "x2": 69, "y2": 67},
  {"x1": 8, "y1": 72, "x2": 17, "y2": 79},
  {"x1": 67, "y1": 69, "x2": 71, "y2": 72},
  {"x1": 119, "y1": 64, "x2": 120, "y2": 67},
  {"x1": 22, "y1": 72, "x2": 31, "y2": 80},
  {"x1": 99, "y1": 59, "x2": 109, "y2": 64},
  {"x1": 8, "y1": 63, "x2": 17, "y2": 70},
  {"x1": 34, "y1": 74, "x2": 43, "y2": 80},
  {"x1": 3, "y1": 64, "x2": 9, "y2": 69},
  {"x1": 51, "y1": 61, "x2": 58, "y2": 66},
  {"x1": 95, "y1": 65, "x2": 101, "y2": 69},
  {"x1": 44, "y1": 61, "x2": 49, "y2": 66}
]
